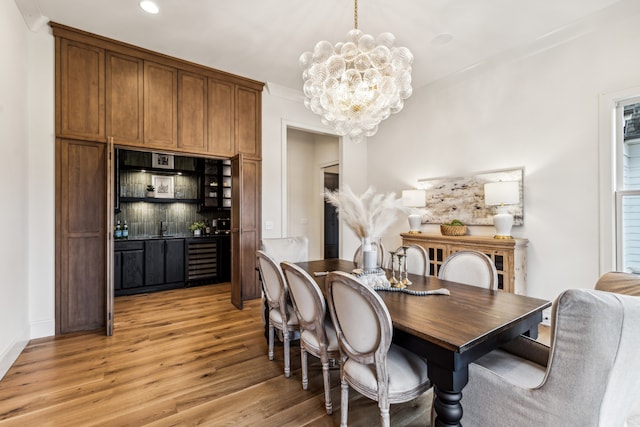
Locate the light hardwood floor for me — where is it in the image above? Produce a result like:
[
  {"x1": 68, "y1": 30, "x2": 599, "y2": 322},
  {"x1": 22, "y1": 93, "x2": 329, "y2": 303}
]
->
[
  {"x1": 3, "y1": 284, "x2": 635, "y2": 426},
  {"x1": 0, "y1": 284, "x2": 432, "y2": 426}
]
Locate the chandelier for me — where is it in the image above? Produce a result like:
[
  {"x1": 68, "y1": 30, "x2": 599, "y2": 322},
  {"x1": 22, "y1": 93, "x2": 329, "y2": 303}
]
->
[{"x1": 299, "y1": 0, "x2": 413, "y2": 142}]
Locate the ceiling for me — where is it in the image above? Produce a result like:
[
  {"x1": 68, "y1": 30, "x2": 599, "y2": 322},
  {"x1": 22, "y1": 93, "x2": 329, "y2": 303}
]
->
[{"x1": 15, "y1": 0, "x2": 631, "y2": 92}]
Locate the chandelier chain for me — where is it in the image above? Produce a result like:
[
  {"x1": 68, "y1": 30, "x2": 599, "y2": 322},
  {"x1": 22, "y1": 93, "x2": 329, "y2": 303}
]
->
[{"x1": 354, "y1": 0, "x2": 358, "y2": 29}]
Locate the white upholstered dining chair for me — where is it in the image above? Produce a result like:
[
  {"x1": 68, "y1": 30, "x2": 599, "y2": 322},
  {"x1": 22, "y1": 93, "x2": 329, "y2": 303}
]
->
[
  {"x1": 260, "y1": 236, "x2": 309, "y2": 263},
  {"x1": 460, "y1": 288, "x2": 640, "y2": 427},
  {"x1": 325, "y1": 271, "x2": 432, "y2": 427},
  {"x1": 388, "y1": 244, "x2": 430, "y2": 276},
  {"x1": 256, "y1": 250, "x2": 299, "y2": 378},
  {"x1": 438, "y1": 250, "x2": 498, "y2": 290},
  {"x1": 353, "y1": 240, "x2": 386, "y2": 270},
  {"x1": 281, "y1": 261, "x2": 340, "y2": 415}
]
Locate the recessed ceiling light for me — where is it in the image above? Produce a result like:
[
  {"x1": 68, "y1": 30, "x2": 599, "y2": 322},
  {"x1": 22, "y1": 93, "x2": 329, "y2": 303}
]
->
[{"x1": 139, "y1": 0, "x2": 159, "y2": 14}]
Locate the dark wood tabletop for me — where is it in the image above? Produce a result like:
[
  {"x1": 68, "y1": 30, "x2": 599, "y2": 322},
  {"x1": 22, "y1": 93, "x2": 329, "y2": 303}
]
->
[{"x1": 296, "y1": 258, "x2": 551, "y2": 427}]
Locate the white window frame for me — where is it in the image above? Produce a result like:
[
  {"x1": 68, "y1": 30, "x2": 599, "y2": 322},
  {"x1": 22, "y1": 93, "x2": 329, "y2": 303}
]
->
[{"x1": 598, "y1": 87, "x2": 640, "y2": 274}]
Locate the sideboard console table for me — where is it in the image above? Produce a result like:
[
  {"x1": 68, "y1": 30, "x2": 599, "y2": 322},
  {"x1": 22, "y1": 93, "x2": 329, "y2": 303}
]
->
[{"x1": 400, "y1": 233, "x2": 528, "y2": 294}]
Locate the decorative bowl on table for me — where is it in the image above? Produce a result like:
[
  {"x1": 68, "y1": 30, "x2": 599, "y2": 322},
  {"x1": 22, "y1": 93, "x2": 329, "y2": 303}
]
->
[{"x1": 440, "y1": 220, "x2": 467, "y2": 236}]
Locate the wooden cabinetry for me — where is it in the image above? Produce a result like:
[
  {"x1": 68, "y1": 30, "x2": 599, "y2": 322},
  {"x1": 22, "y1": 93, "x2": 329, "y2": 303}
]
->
[
  {"x1": 56, "y1": 38, "x2": 105, "y2": 141},
  {"x1": 144, "y1": 239, "x2": 185, "y2": 286},
  {"x1": 53, "y1": 22, "x2": 263, "y2": 159},
  {"x1": 114, "y1": 241, "x2": 144, "y2": 291},
  {"x1": 106, "y1": 52, "x2": 144, "y2": 144},
  {"x1": 53, "y1": 23, "x2": 264, "y2": 330},
  {"x1": 144, "y1": 61, "x2": 178, "y2": 148},
  {"x1": 178, "y1": 71, "x2": 208, "y2": 152},
  {"x1": 208, "y1": 79, "x2": 235, "y2": 157},
  {"x1": 236, "y1": 86, "x2": 261, "y2": 158},
  {"x1": 401, "y1": 233, "x2": 528, "y2": 294},
  {"x1": 201, "y1": 159, "x2": 232, "y2": 210}
]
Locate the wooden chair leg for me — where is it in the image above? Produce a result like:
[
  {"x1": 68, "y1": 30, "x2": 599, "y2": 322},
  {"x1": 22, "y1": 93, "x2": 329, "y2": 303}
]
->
[
  {"x1": 268, "y1": 323, "x2": 274, "y2": 361},
  {"x1": 284, "y1": 330, "x2": 291, "y2": 378},
  {"x1": 340, "y1": 377, "x2": 349, "y2": 427},
  {"x1": 322, "y1": 360, "x2": 333, "y2": 414},
  {"x1": 301, "y1": 347, "x2": 308, "y2": 390},
  {"x1": 379, "y1": 405, "x2": 390, "y2": 427}
]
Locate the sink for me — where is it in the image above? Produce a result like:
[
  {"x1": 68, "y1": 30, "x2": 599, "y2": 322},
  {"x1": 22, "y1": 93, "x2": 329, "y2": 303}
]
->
[{"x1": 149, "y1": 235, "x2": 174, "y2": 239}]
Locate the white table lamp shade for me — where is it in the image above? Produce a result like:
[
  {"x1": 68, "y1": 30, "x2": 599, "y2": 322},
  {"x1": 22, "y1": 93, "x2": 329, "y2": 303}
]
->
[
  {"x1": 402, "y1": 189, "x2": 427, "y2": 208},
  {"x1": 483, "y1": 181, "x2": 520, "y2": 239},
  {"x1": 402, "y1": 189, "x2": 426, "y2": 233},
  {"x1": 484, "y1": 181, "x2": 520, "y2": 206}
]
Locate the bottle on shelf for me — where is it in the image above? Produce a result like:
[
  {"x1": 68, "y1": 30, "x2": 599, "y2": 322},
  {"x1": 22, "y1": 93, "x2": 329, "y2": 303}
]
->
[
  {"x1": 115, "y1": 220, "x2": 122, "y2": 240},
  {"x1": 122, "y1": 220, "x2": 129, "y2": 239},
  {"x1": 205, "y1": 219, "x2": 211, "y2": 236}
]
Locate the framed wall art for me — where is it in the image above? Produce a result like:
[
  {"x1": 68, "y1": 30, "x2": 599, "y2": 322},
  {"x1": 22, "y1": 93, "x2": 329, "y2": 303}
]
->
[
  {"x1": 416, "y1": 168, "x2": 524, "y2": 225},
  {"x1": 152, "y1": 152, "x2": 174, "y2": 169},
  {"x1": 152, "y1": 175, "x2": 174, "y2": 199}
]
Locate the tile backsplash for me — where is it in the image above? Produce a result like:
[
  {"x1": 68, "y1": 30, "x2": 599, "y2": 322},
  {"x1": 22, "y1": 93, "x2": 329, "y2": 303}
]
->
[{"x1": 115, "y1": 170, "x2": 227, "y2": 238}]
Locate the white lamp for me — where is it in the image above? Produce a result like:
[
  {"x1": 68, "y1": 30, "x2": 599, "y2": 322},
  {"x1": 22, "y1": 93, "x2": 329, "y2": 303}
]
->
[
  {"x1": 402, "y1": 189, "x2": 426, "y2": 234},
  {"x1": 484, "y1": 181, "x2": 520, "y2": 239}
]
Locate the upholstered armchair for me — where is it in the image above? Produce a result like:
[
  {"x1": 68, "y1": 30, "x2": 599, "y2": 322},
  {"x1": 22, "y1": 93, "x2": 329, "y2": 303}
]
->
[
  {"x1": 460, "y1": 288, "x2": 640, "y2": 427},
  {"x1": 595, "y1": 271, "x2": 640, "y2": 296}
]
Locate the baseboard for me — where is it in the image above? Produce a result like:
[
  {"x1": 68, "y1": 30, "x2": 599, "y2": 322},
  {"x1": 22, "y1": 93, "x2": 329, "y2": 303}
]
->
[
  {"x1": 0, "y1": 331, "x2": 29, "y2": 381},
  {"x1": 30, "y1": 319, "x2": 55, "y2": 340}
]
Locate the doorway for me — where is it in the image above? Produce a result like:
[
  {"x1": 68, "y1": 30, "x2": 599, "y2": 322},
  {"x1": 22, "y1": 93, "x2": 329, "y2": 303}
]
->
[
  {"x1": 286, "y1": 128, "x2": 339, "y2": 259},
  {"x1": 323, "y1": 169, "x2": 339, "y2": 258}
]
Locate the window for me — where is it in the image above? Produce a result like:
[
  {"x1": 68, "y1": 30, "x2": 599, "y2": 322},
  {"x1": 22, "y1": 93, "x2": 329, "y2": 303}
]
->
[{"x1": 615, "y1": 99, "x2": 640, "y2": 272}]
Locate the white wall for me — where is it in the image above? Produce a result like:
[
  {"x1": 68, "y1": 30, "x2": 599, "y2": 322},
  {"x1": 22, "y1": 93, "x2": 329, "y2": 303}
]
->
[
  {"x1": 0, "y1": 0, "x2": 31, "y2": 378},
  {"x1": 367, "y1": 7, "x2": 640, "y2": 301}
]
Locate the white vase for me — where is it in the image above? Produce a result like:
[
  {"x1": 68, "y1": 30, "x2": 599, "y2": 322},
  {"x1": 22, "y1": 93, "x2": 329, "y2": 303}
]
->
[
  {"x1": 361, "y1": 236, "x2": 381, "y2": 273},
  {"x1": 193, "y1": 229, "x2": 201, "y2": 237}
]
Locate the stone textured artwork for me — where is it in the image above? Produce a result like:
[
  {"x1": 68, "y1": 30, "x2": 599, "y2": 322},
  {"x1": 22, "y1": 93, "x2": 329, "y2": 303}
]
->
[{"x1": 417, "y1": 168, "x2": 524, "y2": 225}]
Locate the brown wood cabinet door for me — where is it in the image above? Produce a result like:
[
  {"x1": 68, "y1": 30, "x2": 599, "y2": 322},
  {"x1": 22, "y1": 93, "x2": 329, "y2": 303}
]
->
[
  {"x1": 144, "y1": 61, "x2": 177, "y2": 148},
  {"x1": 106, "y1": 52, "x2": 143, "y2": 145},
  {"x1": 178, "y1": 71, "x2": 208, "y2": 153},
  {"x1": 57, "y1": 38, "x2": 105, "y2": 140},
  {"x1": 231, "y1": 155, "x2": 261, "y2": 309},
  {"x1": 230, "y1": 155, "x2": 242, "y2": 308},
  {"x1": 56, "y1": 139, "x2": 107, "y2": 334},
  {"x1": 208, "y1": 79, "x2": 235, "y2": 157},
  {"x1": 236, "y1": 86, "x2": 261, "y2": 158}
]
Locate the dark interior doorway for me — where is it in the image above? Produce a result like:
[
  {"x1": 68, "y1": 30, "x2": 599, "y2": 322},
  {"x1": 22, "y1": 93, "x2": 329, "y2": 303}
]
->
[{"x1": 324, "y1": 172, "x2": 339, "y2": 259}]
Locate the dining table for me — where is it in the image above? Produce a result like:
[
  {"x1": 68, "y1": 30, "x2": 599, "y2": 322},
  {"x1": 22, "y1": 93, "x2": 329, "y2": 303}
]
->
[{"x1": 295, "y1": 258, "x2": 551, "y2": 427}]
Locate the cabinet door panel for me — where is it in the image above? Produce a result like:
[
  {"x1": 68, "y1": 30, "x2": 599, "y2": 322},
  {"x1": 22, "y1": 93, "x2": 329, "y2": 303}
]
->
[
  {"x1": 236, "y1": 86, "x2": 261, "y2": 158},
  {"x1": 58, "y1": 39, "x2": 105, "y2": 140},
  {"x1": 56, "y1": 139, "x2": 106, "y2": 334},
  {"x1": 208, "y1": 79, "x2": 235, "y2": 156},
  {"x1": 178, "y1": 71, "x2": 207, "y2": 152},
  {"x1": 165, "y1": 239, "x2": 185, "y2": 283},
  {"x1": 144, "y1": 62, "x2": 177, "y2": 148},
  {"x1": 106, "y1": 52, "x2": 143, "y2": 144},
  {"x1": 122, "y1": 250, "x2": 144, "y2": 288},
  {"x1": 145, "y1": 240, "x2": 165, "y2": 285}
]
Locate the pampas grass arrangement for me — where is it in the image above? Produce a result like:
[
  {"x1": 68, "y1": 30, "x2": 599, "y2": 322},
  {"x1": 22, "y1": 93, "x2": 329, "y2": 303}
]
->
[{"x1": 324, "y1": 186, "x2": 402, "y2": 239}]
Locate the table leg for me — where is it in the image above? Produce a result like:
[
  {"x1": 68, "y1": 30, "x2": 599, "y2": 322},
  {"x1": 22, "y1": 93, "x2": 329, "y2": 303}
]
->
[{"x1": 433, "y1": 386, "x2": 463, "y2": 426}]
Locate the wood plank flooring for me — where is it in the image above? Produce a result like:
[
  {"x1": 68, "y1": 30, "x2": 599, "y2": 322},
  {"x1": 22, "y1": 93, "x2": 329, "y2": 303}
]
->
[{"x1": 0, "y1": 284, "x2": 432, "y2": 426}]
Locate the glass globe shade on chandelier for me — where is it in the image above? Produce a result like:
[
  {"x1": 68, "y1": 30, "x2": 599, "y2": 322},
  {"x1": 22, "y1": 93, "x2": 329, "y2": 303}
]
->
[{"x1": 299, "y1": 0, "x2": 413, "y2": 143}]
